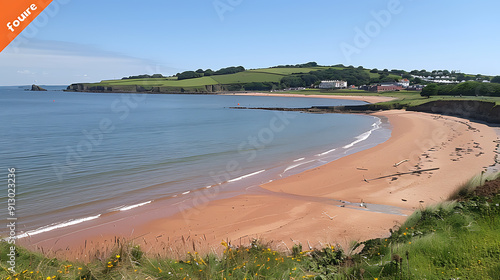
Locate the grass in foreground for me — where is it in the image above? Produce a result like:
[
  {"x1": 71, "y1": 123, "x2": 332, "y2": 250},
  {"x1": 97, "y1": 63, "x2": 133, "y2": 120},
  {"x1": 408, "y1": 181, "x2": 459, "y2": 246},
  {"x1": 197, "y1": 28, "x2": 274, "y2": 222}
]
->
[{"x1": 2, "y1": 174, "x2": 500, "y2": 279}]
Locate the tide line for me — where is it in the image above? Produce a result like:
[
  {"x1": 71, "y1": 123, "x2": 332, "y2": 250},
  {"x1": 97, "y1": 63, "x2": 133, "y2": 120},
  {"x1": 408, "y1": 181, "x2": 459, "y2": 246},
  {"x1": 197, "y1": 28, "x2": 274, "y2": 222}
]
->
[
  {"x1": 119, "y1": 201, "x2": 152, "y2": 211},
  {"x1": 15, "y1": 214, "x2": 102, "y2": 239},
  {"x1": 227, "y1": 170, "x2": 266, "y2": 183}
]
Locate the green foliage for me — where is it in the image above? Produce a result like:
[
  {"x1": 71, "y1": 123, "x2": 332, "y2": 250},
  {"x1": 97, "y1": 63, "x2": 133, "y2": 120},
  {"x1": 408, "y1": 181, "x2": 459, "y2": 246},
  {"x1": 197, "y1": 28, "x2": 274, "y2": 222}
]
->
[
  {"x1": 204, "y1": 69, "x2": 214, "y2": 76},
  {"x1": 390, "y1": 69, "x2": 406, "y2": 75},
  {"x1": 281, "y1": 76, "x2": 306, "y2": 87},
  {"x1": 225, "y1": 84, "x2": 243, "y2": 91},
  {"x1": 272, "y1": 61, "x2": 319, "y2": 68},
  {"x1": 421, "y1": 83, "x2": 438, "y2": 97},
  {"x1": 306, "y1": 246, "x2": 345, "y2": 274},
  {"x1": 214, "y1": 66, "x2": 245, "y2": 75},
  {"x1": 121, "y1": 73, "x2": 166, "y2": 80},
  {"x1": 420, "y1": 81, "x2": 500, "y2": 97},
  {"x1": 177, "y1": 71, "x2": 203, "y2": 80},
  {"x1": 355, "y1": 184, "x2": 500, "y2": 279},
  {"x1": 380, "y1": 76, "x2": 397, "y2": 83},
  {"x1": 491, "y1": 76, "x2": 500, "y2": 84},
  {"x1": 309, "y1": 67, "x2": 371, "y2": 86},
  {"x1": 300, "y1": 74, "x2": 320, "y2": 86},
  {"x1": 243, "y1": 82, "x2": 273, "y2": 91}
]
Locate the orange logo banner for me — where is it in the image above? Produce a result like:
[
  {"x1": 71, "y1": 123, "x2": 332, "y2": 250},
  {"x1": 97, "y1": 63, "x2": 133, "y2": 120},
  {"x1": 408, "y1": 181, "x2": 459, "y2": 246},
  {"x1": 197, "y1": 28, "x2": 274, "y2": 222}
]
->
[{"x1": 0, "y1": 0, "x2": 53, "y2": 53}]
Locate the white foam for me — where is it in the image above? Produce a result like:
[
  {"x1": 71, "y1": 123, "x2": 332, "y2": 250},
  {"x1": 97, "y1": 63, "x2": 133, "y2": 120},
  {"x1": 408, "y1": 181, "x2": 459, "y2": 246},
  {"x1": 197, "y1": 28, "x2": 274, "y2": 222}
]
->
[
  {"x1": 343, "y1": 120, "x2": 381, "y2": 149},
  {"x1": 206, "y1": 185, "x2": 212, "y2": 189},
  {"x1": 182, "y1": 191, "x2": 191, "y2": 195},
  {"x1": 227, "y1": 170, "x2": 266, "y2": 183},
  {"x1": 316, "y1": 148, "x2": 337, "y2": 156},
  {"x1": 119, "y1": 201, "x2": 152, "y2": 211},
  {"x1": 16, "y1": 214, "x2": 101, "y2": 239},
  {"x1": 284, "y1": 160, "x2": 315, "y2": 173},
  {"x1": 293, "y1": 157, "x2": 305, "y2": 162}
]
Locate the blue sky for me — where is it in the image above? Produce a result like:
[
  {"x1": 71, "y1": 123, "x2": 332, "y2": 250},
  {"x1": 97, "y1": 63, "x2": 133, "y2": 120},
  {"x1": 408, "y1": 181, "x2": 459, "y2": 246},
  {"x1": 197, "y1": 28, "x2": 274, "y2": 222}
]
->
[{"x1": 1, "y1": 0, "x2": 499, "y2": 85}]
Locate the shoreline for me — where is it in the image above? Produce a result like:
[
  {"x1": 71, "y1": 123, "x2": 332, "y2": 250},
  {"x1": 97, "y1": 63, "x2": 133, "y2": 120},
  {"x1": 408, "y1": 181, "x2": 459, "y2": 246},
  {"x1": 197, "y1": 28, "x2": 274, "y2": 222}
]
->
[
  {"x1": 16, "y1": 115, "x2": 392, "y2": 253},
  {"x1": 9, "y1": 109, "x2": 390, "y2": 240},
  {"x1": 19, "y1": 97, "x2": 498, "y2": 261}
]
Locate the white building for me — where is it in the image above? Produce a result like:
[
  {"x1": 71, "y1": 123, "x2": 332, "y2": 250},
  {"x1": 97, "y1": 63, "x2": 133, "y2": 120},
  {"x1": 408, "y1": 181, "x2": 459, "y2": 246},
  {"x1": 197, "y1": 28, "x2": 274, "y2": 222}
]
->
[
  {"x1": 397, "y1": 78, "x2": 410, "y2": 88},
  {"x1": 319, "y1": 80, "x2": 347, "y2": 89}
]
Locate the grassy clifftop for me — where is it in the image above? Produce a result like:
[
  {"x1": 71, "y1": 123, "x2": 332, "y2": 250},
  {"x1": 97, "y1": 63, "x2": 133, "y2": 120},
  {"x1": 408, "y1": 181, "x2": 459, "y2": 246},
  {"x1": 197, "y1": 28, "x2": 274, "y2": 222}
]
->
[{"x1": 67, "y1": 66, "x2": 402, "y2": 93}]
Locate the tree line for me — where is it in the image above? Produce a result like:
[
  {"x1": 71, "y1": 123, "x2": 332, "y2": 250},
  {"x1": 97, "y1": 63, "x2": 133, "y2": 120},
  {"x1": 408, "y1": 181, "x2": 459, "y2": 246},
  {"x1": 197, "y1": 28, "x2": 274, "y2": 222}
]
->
[
  {"x1": 421, "y1": 81, "x2": 500, "y2": 97},
  {"x1": 271, "y1": 62, "x2": 319, "y2": 68},
  {"x1": 176, "y1": 66, "x2": 246, "y2": 80},
  {"x1": 122, "y1": 74, "x2": 165, "y2": 80}
]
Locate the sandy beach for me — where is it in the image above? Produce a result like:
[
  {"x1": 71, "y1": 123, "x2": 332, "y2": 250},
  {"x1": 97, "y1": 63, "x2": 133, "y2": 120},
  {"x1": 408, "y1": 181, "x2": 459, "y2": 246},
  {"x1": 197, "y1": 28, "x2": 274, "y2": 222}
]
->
[
  {"x1": 229, "y1": 92, "x2": 397, "y2": 104},
  {"x1": 20, "y1": 105, "x2": 498, "y2": 261}
]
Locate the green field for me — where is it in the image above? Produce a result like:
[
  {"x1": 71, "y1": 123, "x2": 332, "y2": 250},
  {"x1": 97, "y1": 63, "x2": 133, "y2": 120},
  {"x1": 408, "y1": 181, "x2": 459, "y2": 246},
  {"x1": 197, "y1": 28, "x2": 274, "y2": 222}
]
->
[{"x1": 210, "y1": 71, "x2": 285, "y2": 84}]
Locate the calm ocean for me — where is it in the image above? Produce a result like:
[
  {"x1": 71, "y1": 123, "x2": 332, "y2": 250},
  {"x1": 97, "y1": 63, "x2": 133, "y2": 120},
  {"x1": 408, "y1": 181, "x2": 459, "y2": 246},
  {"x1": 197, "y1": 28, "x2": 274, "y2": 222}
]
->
[{"x1": 0, "y1": 86, "x2": 390, "y2": 238}]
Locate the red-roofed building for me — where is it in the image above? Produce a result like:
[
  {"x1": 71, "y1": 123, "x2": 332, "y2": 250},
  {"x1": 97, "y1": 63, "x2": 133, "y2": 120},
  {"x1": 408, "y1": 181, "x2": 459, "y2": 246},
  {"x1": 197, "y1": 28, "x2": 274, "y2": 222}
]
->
[
  {"x1": 397, "y1": 78, "x2": 410, "y2": 87},
  {"x1": 368, "y1": 85, "x2": 403, "y2": 92}
]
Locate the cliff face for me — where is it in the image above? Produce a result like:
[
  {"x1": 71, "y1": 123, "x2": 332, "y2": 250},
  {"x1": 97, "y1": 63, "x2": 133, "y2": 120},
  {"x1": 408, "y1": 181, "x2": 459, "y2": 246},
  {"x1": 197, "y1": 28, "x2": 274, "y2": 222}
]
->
[
  {"x1": 407, "y1": 100, "x2": 500, "y2": 123},
  {"x1": 65, "y1": 83, "x2": 223, "y2": 94}
]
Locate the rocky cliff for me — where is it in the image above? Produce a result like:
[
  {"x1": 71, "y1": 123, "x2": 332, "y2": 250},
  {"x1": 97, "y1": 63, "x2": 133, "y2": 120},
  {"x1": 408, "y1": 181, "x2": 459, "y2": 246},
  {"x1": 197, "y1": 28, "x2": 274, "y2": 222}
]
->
[
  {"x1": 407, "y1": 100, "x2": 500, "y2": 123},
  {"x1": 31, "y1": 84, "x2": 47, "y2": 91},
  {"x1": 65, "y1": 83, "x2": 224, "y2": 94}
]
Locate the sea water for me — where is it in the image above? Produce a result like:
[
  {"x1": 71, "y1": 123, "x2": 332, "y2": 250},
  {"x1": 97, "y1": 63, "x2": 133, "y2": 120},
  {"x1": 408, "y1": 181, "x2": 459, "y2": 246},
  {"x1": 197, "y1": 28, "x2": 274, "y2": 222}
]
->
[{"x1": 0, "y1": 86, "x2": 391, "y2": 237}]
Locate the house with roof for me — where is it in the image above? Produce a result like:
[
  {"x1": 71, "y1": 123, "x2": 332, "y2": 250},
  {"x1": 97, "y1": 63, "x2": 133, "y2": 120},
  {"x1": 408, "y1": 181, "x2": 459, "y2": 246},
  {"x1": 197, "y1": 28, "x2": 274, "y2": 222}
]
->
[
  {"x1": 368, "y1": 84, "x2": 403, "y2": 92},
  {"x1": 397, "y1": 78, "x2": 410, "y2": 88}
]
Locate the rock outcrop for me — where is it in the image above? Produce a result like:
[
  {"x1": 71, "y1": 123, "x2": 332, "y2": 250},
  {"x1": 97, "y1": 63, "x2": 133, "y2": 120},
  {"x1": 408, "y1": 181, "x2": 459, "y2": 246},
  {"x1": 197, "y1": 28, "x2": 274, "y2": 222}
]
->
[{"x1": 31, "y1": 84, "x2": 47, "y2": 91}]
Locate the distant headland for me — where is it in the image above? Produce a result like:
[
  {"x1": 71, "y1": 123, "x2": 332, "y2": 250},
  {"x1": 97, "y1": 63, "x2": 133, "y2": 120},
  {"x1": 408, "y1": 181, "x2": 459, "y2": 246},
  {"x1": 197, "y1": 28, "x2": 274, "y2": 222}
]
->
[{"x1": 65, "y1": 62, "x2": 499, "y2": 95}]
